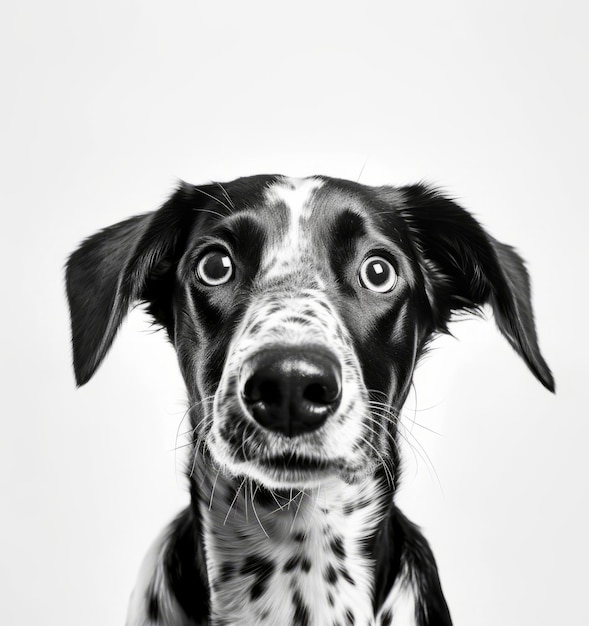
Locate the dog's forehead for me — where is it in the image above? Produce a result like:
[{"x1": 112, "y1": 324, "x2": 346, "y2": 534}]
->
[
  {"x1": 261, "y1": 175, "x2": 375, "y2": 225},
  {"x1": 253, "y1": 176, "x2": 387, "y2": 278},
  {"x1": 262, "y1": 176, "x2": 324, "y2": 247}
]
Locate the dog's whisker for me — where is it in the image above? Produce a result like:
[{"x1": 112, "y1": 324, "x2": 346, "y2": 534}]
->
[
  {"x1": 306, "y1": 483, "x2": 321, "y2": 536},
  {"x1": 193, "y1": 186, "x2": 233, "y2": 214},
  {"x1": 174, "y1": 397, "x2": 214, "y2": 472},
  {"x1": 173, "y1": 440, "x2": 197, "y2": 452},
  {"x1": 366, "y1": 388, "x2": 390, "y2": 400},
  {"x1": 367, "y1": 400, "x2": 443, "y2": 438},
  {"x1": 224, "y1": 476, "x2": 247, "y2": 526},
  {"x1": 400, "y1": 415, "x2": 444, "y2": 437},
  {"x1": 215, "y1": 181, "x2": 236, "y2": 212},
  {"x1": 189, "y1": 426, "x2": 212, "y2": 480},
  {"x1": 208, "y1": 466, "x2": 222, "y2": 511},
  {"x1": 244, "y1": 480, "x2": 250, "y2": 523},
  {"x1": 250, "y1": 480, "x2": 269, "y2": 538},
  {"x1": 363, "y1": 414, "x2": 402, "y2": 458},
  {"x1": 175, "y1": 413, "x2": 212, "y2": 450},
  {"x1": 356, "y1": 158, "x2": 368, "y2": 182},
  {"x1": 289, "y1": 489, "x2": 305, "y2": 532},
  {"x1": 396, "y1": 428, "x2": 444, "y2": 493},
  {"x1": 365, "y1": 403, "x2": 442, "y2": 487},
  {"x1": 358, "y1": 435, "x2": 395, "y2": 489},
  {"x1": 269, "y1": 489, "x2": 285, "y2": 512}
]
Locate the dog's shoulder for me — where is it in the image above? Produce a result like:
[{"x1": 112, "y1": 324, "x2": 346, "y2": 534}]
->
[
  {"x1": 126, "y1": 506, "x2": 209, "y2": 626},
  {"x1": 373, "y1": 506, "x2": 452, "y2": 626}
]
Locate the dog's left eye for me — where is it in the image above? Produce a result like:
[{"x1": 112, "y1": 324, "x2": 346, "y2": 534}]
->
[
  {"x1": 196, "y1": 250, "x2": 234, "y2": 286},
  {"x1": 359, "y1": 255, "x2": 397, "y2": 293}
]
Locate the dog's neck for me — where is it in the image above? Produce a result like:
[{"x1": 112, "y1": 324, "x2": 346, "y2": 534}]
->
[{"x1": 196, "y1": 460, "x2": 387, "y2": 626}]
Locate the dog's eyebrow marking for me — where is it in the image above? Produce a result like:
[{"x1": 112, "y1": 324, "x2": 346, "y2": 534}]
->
[{"x1": 261, "y1": 177, "x2": 324, "y2": 279}]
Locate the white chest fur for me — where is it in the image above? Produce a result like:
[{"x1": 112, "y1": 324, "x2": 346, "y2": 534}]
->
[{"x1": 200, "y1": 474, "x2": 385, "y2": 626}]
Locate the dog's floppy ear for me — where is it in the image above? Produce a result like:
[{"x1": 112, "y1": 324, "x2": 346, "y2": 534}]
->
[
  {"x1": 66, "y1": 184, "x2": 196, "y2": 386},
  {"x1": 397, "y1": 184, "x2": 554, "y2": 392}
]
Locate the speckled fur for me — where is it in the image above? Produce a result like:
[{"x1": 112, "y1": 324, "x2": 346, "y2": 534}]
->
[
  {"x1": 67, "y1": 175, "x2": 553, "y2": 626},
  {"x1": 199, "y1": 467, "x2": 385, "y2": 626}
]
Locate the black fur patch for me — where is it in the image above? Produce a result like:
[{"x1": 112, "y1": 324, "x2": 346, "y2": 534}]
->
[
  {"x1": 340, "y1": 566, "x2": 354, "y2": 585},
  {"x1": 325, "y1": 564, "x2": 338, "y2": 584},
  {"x1": 240, "y1": 554, "x2": 276, "y2": 601},
  {"x1": 217, "y1": 561, "x2": 235, "y2": 584},
  {"x1": 330, "y1": 536, "x2": 346, "y2": 561},
  {"x1": 292, "y1": 589, "x2": 310, "y2": 626},
  {"x1": 284, "y1": 553, "x2": 312, "y2": 573}
]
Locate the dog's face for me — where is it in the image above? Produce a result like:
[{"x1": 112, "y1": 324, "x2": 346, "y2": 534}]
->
[
  {"x1": 67, "y1": 175, "x2": 554, "y2": 491},
  {"x1": 172, "y1": 177, "x2": 431, "y2": 488}
]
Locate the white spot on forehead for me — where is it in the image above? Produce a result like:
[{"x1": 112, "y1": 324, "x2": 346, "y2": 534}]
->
[
  {"x1": 263, "y1": 177, "x2": 324, "y2": 279},
  {"x1": 266, "y1": 174, "x2": 323, "y2": 207}
]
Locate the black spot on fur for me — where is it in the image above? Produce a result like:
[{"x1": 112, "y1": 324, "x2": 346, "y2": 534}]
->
[
  {"x1": 343, "y1": 502, "x2": 356, "y2": 516},
  {"x1": 284, "y1": 555, "x2": 299, "y2": 572},
  {"x1": 345, "y1": 608, "x2": 355, "y2": 624},
  {"x1": 330, "y1": 536, "x2": 346, "y2": 561},
  {"x1": 340, "y1": 566, "x2": 355, "y2": 585},
  {"x1": 284, "y1": 553, "x2": 312, "y2": 573},
  {"x1": 240, "y1": 554, "x2": 275, "y2": 601},
  {"x1": 292, "y1": 589, "x2": 310, "y2": 626},
  {"x1": 343, "y1": 497, "x2": 372, "y2": 516},
  {"x1": 325, "y1": 564, "x2": 338, "y2": 584},
  {"x1": 293, "y1": 531, "x2": 306, "y2": 543},
  {"x1": 218, "y1": 561, "x2": 235, "y2": 584}
]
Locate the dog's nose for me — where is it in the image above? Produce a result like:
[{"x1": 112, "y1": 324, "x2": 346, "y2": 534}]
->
[{"x1": 241, "y1": 347, "x2": 342, "y2": 437}]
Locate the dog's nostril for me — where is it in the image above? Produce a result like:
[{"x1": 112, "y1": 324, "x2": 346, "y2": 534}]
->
[
  {"x1": 303, "y1": 382, "x2": 338, "y2": 405},
  {"x1": 241, "y1": 347, "x2": 342, "y2": 437},
  {"x1": 244, "y1": 378, "x2": 282, "y2": 405}
]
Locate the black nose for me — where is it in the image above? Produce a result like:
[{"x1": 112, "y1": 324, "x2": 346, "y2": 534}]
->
[{"x1": 241, "y1": 347, "x2": 342, "y2": 437}]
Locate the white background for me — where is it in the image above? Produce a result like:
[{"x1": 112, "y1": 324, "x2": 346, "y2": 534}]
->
[{"x1": 2, "y1": 1, "x2": 587, "y2": 624}]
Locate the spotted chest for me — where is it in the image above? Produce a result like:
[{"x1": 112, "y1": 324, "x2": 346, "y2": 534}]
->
[{"x1": 199, "y1": 471, "x2": 387, "y2": 626}]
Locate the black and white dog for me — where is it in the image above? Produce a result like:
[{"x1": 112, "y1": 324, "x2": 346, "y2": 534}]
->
[{"x1": 66, "y1": 175, "x2": 554, "y2": 626}]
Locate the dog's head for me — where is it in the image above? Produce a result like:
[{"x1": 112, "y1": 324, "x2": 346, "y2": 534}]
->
[{"x1": 67, "y1": 175, "x2": 553, "y2": 490}]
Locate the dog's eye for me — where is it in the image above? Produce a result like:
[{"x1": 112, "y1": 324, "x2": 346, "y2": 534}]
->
[
  {"x1": 359, "y1": 255, "x2": 397, "y2": 293},
  {"x1": 196, "y1": 250, "x2": 234, "y2": 286}
]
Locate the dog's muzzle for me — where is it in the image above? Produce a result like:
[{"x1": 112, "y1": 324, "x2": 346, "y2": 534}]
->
[{"x1": 240, "y1": 346, "x2": 342, "y2": 437}]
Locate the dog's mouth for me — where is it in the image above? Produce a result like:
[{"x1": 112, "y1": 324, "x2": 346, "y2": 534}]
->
[{"x1": 206, "y1": 412, "x2": 373, "y2": 489}]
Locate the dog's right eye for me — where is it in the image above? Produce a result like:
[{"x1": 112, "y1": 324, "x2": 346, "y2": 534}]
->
[
  {"x1": 359, "y1": 255, "x2": 397, "y2": 293},
  {"x1": 196, "y1": 250, "x2": 234, "y2": 286}
]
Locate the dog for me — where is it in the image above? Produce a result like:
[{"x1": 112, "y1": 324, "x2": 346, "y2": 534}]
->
[{"x1": 66, "y1": 175, "x2": 554, "y2": 625}]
